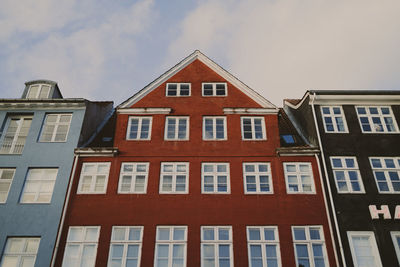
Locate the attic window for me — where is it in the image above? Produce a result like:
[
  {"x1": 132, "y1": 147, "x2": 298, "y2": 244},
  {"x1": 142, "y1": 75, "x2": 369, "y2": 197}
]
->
[
  {"x1": 281, "y1": 134, "x2": 295, "y2": 144},
  {"x1": 202, "y1": 83, "x2": 227, "y2": 96},
  {"x1": 166, "y1": 83, "x2": 190, "y2": 96},
  {"x1": 26, "y1": 84, "x2": 51, "y2": 99}
]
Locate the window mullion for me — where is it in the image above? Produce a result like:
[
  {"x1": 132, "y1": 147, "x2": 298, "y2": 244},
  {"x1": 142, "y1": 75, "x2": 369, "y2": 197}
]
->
[{"x1": 175, "y1": 119, "x2": 179, "y2": 139}]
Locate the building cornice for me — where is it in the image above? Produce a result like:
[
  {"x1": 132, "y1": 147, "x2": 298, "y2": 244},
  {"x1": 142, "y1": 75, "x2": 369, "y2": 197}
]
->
[
  {"x1": 0, "y1": 100, "x2": 86, "y2": 110},
  {"x1": 309, "y1": 94, "x2": 400, "y2": 105},
  {"x1": 74, "y1": 147, "x2": 118, "y2": 157},
  {"x1": 116, "y1": 108, "x2": 172, "y2": 114},
  {"x1": 276, "y1": 147, "x2": 320, "y2": 156},
  {"x1": 223, "y1": 108, "x2": 279, "y2": 114}
]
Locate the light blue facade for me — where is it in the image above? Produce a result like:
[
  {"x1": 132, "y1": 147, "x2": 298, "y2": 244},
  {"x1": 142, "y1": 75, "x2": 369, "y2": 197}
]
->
[{"x1": 0, "y1": 80, "x2": 112, "y2": 267}]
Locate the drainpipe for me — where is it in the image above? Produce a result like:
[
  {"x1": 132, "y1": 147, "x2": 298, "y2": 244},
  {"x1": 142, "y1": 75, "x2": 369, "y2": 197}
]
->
[
  {"x1": 310, "y1": 92, "x2": 347, "y2": 267},
  {"x1": 50, "y1": 154, "x2": 79, "y2": 267}
]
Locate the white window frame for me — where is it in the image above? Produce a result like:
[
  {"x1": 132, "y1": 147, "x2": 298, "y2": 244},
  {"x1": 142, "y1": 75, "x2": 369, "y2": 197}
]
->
[
  {"x1": 26, "y1": 84, "x2": 51, "y2": 99},
  {"x1": 164, "y1": 117, "x2": 189, "y2": 141},
  {"x1": 118, "y1": 163, "x2": 149, "y2": 194},
  {"x1": 0, "y1": 168, "x2": 15, "y2": 203},
  {"x1": 77, "y1": 162, "x2": 111, "y2": 194},
  {"x1": 370, "y1": 157, "x2": 400, "y2": 193},
  {"x1": 320, "y1": 106, "x2": 348, "y2": 133},
  {"x1": 126, "y1": 117, "x2": 152, "y2": 140},
  {"x1": 159, "y1": 162, "x2": 189, "y2": 194},
  {"x1": 39, "y1": 113, "x2": 72, "y2": 142},
  {"x1": 391, "y1": 231, "x2": 400, "y2": 265},
  {"x1": 243, "y1": 163, "x2": 273, "y2": 194},
  {"x1": 166, "y1": 83, "x2": 191, "y2": 97},
  {"x1": 0, "y1": 237, "x2": 40, "y2": 267},
  {"x1": 330, "y1": 157, "x2": 365, "y2": 194},
  {"x1": 20, "y1": 168, "x2": 58, "y2": 203},
  {"x1": 347, "y1": 231, "x2": 382, "y2": 267},
  {"x1": 283, "y1": 162, "x2": 316, "y2": 194},
  {"x1": 355, "y1": 106, "x2": 399, "y2": 133},
  {"x1": 201, "y1": 163, "x2": 230, "y2": 194},
  {"x1": 108, "y1": 226, "x2": 143, "y2": 267},
  {"x1": 154, "y1": 226, "x2": 187, "y2": 267},
  {"x1": 246, "y1": 226, "x2": 281, "y2": 267},
  {"x1": 201, "y1": 226, "x2": 233, "y2": 267},
  {"x1": 62, "y1": 226, "x2": 100, "y2": 267},
  {"x1": 241, "y1": 117, "x2": 267, "y2": 140},
  {"x1": 202, "y1": 116, "x2": 227, "y2": 141},
  {"x1": 202, "y1": 82, "x2": 227, "y2": 96},
  {"x1": 292, "y1": 226, "x2": 328, "y2": 267},
  {"x1": 0, "y1": 115, "x2": 32, "y2": 154}
]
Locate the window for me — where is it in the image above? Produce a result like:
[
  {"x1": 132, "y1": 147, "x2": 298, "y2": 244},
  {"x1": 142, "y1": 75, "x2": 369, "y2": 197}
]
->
[
  {"x1": 201, "y1": 226, "x2": 233, "y2": 267},
  {"x1": 292, "y1": 226, "x2": 328, "y2": 267},
  {"x1": 0, "y1": 237, "x2": 40, "y2": 267},
  {"x1": 20, "y1": 168, "x2": 58, "y2": 203},
  {"x1": 118, "y1": 163, "x2": 149, "y2": 194},
  {"x1": 0, "y1": 168, "x2": 15, "y2": 203},
  {"x1": 0, "y1": 116, "x2": 32, "y2": 154},
  {"x1": 26, "y1": 84, "x2": 51, "y2": 99},
  {"x1": 391, "y1": 232, "x2": 400, "y2": 265},
  {"x1": 62, "y1": 226, "x2": 100, "y2": 267},
  {"x1": 321, "y1": 106, "x2": 348, "y2": 133},
  {"x1": 108, "y1": 226, "x2": 143, "y2": 267},
  {"x1": 356, "y1": 106, "x2": 399, "y2": 133},
  {"x1": 160, "y1": 163, "x2": 189, "y2": 194},
  {"x1": 127, "y1": 117, "x2": 152, "y2": 140},
  {"x1": 247, "y1": 226, "x2": 281, "y2": 267},
  {"x1": 283, "y1": 163, "x2": 315, "y2": 194},
  {"x1": 154, "y1": 226, "x2": 187, "y2": 267},
  {"x1": 165, "y1": 117, "x2": 189, "y2": 140},
  {"x1": 77, "y1": 163, "x2": 110, "y2": 194},
  {"x1": 39, "y1": 114, "x2": 72, "y2": 142},
  {"x1": 202, "y1": 83, "x2": 227, "y2": 96},
  {"x1": 241, "y1": 117, "x2": 266, "y2": 140},
  {"x1": 330, "y1": 157, "x2": 364, "y2": 193},
  {"x1": 166, "y1": 83, "x2": 190, "y2": 96},
  {"x1": 203, "y1": 117, "x2": 227, "y2": 140},
  {"x1": 243, "y1": 163, "x2": 272, "y2": 194},
  {"x1": 370, "y1": 157, "x2": 400, "y2": 193},
  {"x1": 347, "y1": 231, "x2": 382, "y2": 267},
  {"x1": 202, "y1": 163, "x2": 230, "y2": 193},
  {"x1": 281, "y1": 135, "x2": 295, "y2": 144}
]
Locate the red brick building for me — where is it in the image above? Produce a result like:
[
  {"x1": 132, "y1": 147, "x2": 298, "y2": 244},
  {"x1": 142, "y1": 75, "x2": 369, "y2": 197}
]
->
[{"x1": 53, "y1": 51, "x2": 338, "y2": 267}]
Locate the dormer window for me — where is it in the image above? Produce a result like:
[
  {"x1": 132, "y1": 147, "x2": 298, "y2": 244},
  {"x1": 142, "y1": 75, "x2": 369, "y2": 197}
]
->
[
  {"x1": 26, "y1": 84, "x2": 51, "y2": 99},
  {"x1": 202, "y1": 83, "x2": 227, "y2": 96},
  {"x1": 166, "y1": 83, "x2": 190, "y2": 96}
]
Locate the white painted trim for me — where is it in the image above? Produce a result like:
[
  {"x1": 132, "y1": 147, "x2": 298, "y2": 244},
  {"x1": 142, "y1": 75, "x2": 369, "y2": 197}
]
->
[
  {"x1": 320, "y1": 106, "x2": 349, "y2": 133},
  {"x1": 77, "y1": 162, "x2": 111, "y2": 194},
  {"x1": 311, "y1": 94, "x2": 400, "y2": 105},
  {"x1": 329, "y1": 156, "x2": 365, "y2": 194},
  {"x1": 200, "y1": 226, "x2": 233, "y2": 267},
  {"x1": 202, "y1": 116, "x2": 227, "y2": 141},
  {"x1": 201, "y1": 163, "x2": 231, "y2": 194},
  {"x1": 240, "y1": 116, "x2": 267, "y2": 141},
  {"x1": 223, "y1": 108, "x2": 278, "y2": 114},
  {"x1": 201, "y1": 82, "x2": 228, "y2": 97},
  {"x1": 126, "y1": 116, "x2": 153, "y2": 141},
  {"x1": 108, "y1": 226, "x2": 143, "y2": 267},
  {"x1": 347, "y1": 231, "x2": 382, "y2": 267},
  {"x1": 355, "y1": 106, "x2": 400, "y2": 134},
  {"x1": 0, "y1": 168, "x2": 16, "y2": 203},
  {"x1": 117, "y1": 108, "x2": 171, "y2": 114},
  {"x1": 154, "y1": 226, "x2": 188, "y2": 267},
  {"x1": 391, "y1": 231, "x2": 400, "y2": 265},
  {"x1": 283, "y1": 162, "x2": 316, "y2": 194},
  {"x1": 164, "y1": 116, "x2": 190, "y2": 141},
  {"x1": 74, "y1": 148, "x2": 118, "y2": 157},
  {"x1": 166, "y1": 83, "x2": 191, "y2": 97},
  {"x1": 26, "y1": 84, "x2": 51, "y2": 99},
  {"x1": 242, "y1": 162, "x2": 273, "y2": 194},
  {"x1": 369, "y1": 157, "x2": 400, "y2": 193},
  {"x1": 284, "y1": 92, "x2": 310, "y2": 109},
  {"x1": 0, "y1": 102, "x2": 86, "y2": 110},
  {"x1": 159, "y1": 162, "x2": 189, "y2": 194},
  {"x1": 117, "y1": 162, "x2": 149, "y2": 194}
]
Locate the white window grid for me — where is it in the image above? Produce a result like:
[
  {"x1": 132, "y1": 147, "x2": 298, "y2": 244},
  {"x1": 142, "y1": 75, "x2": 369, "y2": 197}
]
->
[
  {"x1": 0, "y1": 237, "x2": 40, "y2": 267},
  {"x1": 0, "y1": 168, "x2": 15, "y2": 203},
  {"x1": 166, "y1": 83, "x2": 191, "y2": 97},
  {"x1": 118, "y1": 163, "x2": 149, "y2": 194},
  {"x1": 20, "y1": 168, "x2": 58, "y2": 203},
  {"x1": 39, "y1": 114, "x2": 72, "y2": 142},
  {"x1": 62, "y1": 226, "x2": 100, "y2": 267},
  {"x1": 108, "y1": 226, "x2": 143, "y2": 267},
  {"x1": 202, "y1": 163, "x2": 230, "y2": 194},
  {"x1": 241, "y1": 117, "x2": 267, "y2": 140},
  {"x1": 330, "y1": 157, "x2": 365, "y2": 193},
  {"x1": 202, "y1": 83, "x2": 227, "y2": 96},
  {"x1": 203, "y1": 117, "x2": 227, "y2": 140},
  {"x1": 246, "y1": 226, "x2": 281, "y2": 267},
  {"x1": 159, "y1": 163, "x2": 189, "y2": 194},
  {"x1": 370, "y1": 157, "x2": 400, "y2": 193},
  {"x1": 243, "y1": 163, "x2": 273, "y2": 194},
  {"x1": 126, "y1": 117, "x2": 152, "y2": 140},
  {"x1": 154, "y1": 226, "x2": 187, "y2": 267},
  {"x1": 201, "y1": 226, "x2": 233, "y2": 267},
  {"x1": 356, "y1": 106, "x2": 399, "y2": 133},
  {"x1": 320, "y1": 106, "x2": 348, "y2": 133},
  {"x1": 347, "y1": 231, "x2": 382, "y2": 267},
  {"x1": 0, "y1": 116, "x2": 32, "y2": 154},
  {"x1": 164, "y1": 117, "x2": 189, "y2": 141},
  {"x1": 283, "y1": 163, "x2": 315, "y2": 194},
  {"x1": 26, "y1": 84, "x2": 51, "y2": 99},
  {"x1": 77, "y1": 162, "x2": 111, "y2": 194},
  {"x1": 292, "y1": 226, "x2": 328, "y2": 267},
  {"x1": 391, "y1": 232, "x2": 400, "y2": 265}
]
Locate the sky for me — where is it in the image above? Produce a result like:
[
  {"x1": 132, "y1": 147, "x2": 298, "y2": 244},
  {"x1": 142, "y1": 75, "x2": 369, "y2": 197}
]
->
[{"x1": 1, "y1": 0, "x2": 400, "y2": 106}]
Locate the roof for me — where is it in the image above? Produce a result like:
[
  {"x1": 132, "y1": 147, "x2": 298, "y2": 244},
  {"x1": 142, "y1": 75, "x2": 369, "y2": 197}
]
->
[
  {"x1": 309, "y1": 89, "x2": 400, "y2": 95},
  {"x1": 85, "y1": 111, "x2": 116, "y2": 147},
  {"x1": 278, "y1": 108, "x2": 308, "y2": 147},
  {"x1": 284, "y1": 99, "x2": 302, "y2": 105}
]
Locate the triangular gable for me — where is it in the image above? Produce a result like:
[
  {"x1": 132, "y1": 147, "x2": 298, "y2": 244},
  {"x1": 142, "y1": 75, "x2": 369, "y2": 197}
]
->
[{"x1": 118, "y1": 50, "x2": 278, "y2": 110}]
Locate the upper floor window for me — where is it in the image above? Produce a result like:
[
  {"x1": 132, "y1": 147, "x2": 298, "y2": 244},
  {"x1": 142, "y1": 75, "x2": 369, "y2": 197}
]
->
[
  {"x1": 203, "y1": 117, "x2": 227, "y2": 140},
  {"x1": 160, "y1": 162, "x2": 189, "y2": 194},
  {"x1": 127, "y1": 117, "x2": 152, "y2": 140},
  {"x1": 77, "y1": 162, "x2": 110, "y2": 194},
  {"x1": 108, "y1": 226, "x2": 143, "y2": 267},
  {"x1": 347, "y1": 231, "x2": 382, "y2": 267},
  {"x1": 0, "y1": 168, "x2": 15, "y2": 203},
  {"x1": 0, "y1": 237, "x2": 40, "y2": 267},
  {"x1": 243, "y1": 163, "x2": 272, "y2": 194},
  {"x1": 155, "y1": 226, "x2": 187, "y2": 267},
  {"x1": 165, "y1": 117, "x2": 189, "y2": 140},
  {"x1": 202, "y1": 163, "x2": 230, "y2": 194},
  {"x1": 0, "y1": 116, "x2": 32, "y2": 154},
  {"x1": 247, "y1": 226, "x2": 281, "y2": 267},
  {"x1": 330, "y1": 157, "x2": 364, "y2": 193},
  {"x1": 118, "y1": 163, "x2": 149, "y2": 194},
  {"x1": 370, "y1": 157, "x2": 400, "y2": 193},
  {"x1": 391, "y1": 232, "x2": 400, "y2": 265},
  {"x1": 26, "y1": 84, "x2": 51, "y2": 99},
  {"x1": 166, "y1": 83, "x2": 190, "y2": 96},
  {"x1": 202, "y1": 83, "x2": 227, "y2": 96},
  {"x1": 39, "y1": 114, "x2": 72, "y2": 142},
  {"x1": 201, "y1": 226, "x2": 233, "y2": 267},
  {"x1": 356, "y1": 106, "x2": 399, "y2": 133},
  {"x1": 241, "y1": 117, "x2": 266, "y2": 140},
  {"x1": 321, "y1": 106, "x2": 348, "y2": 133},
  {"x1": 283, "y1": 162, "x2": 315, "y2": 194},
  {"x1": 20, "y1": 168, "x2": 58, "y2": 203}
]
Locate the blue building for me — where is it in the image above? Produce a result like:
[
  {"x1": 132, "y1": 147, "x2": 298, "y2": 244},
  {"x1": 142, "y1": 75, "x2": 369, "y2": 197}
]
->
[{"x1": 0, "y1": 80, "x2": 113, "y2": 267}]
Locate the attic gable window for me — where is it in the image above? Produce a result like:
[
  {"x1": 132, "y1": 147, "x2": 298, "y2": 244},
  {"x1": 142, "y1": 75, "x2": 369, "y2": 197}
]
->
[
  {"x1": 26, "y1": 84, "x2": 51, "y2": 99},
  {"x1": 202, "y1": 83, "x2": 227, "y2": 96},
  {"x1": 166, "y1": 83, "x2": 190, "y2": 96}
]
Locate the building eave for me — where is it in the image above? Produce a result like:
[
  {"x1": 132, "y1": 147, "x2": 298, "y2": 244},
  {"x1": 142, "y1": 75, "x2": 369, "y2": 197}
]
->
[
  {"x1": 74, "y1": 147, "x2": 119, "y2": 157},
  {"x1": 276, "y1": 147, "x2": 320, "y2": 156}
]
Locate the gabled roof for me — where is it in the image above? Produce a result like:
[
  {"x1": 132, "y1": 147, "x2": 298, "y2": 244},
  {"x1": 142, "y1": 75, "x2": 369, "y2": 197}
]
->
[{"x1": 118, "y1": 50, "x2": 278, "y2": 110}]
